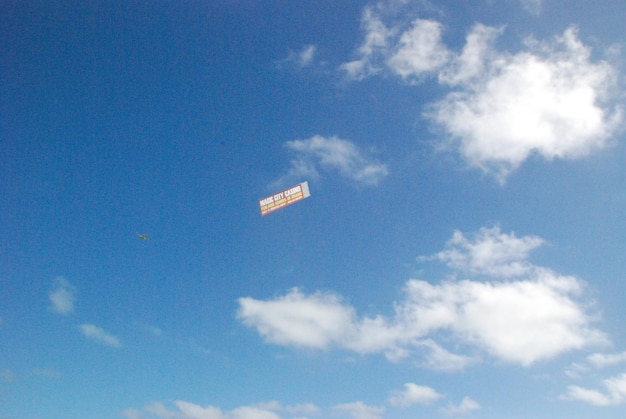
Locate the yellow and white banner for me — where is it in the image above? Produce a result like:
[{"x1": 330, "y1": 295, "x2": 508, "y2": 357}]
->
[{"x1": 259, "y1": 181, "x2": 311, "y2": 216}]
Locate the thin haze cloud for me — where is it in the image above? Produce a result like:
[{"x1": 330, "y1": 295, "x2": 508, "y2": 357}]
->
[
  {"x1": 79, "y1": 324, "x2": 122, "y2": 348},
  {"x1": 123, "y1": 400, "x2": 319, "y2": 419},
  {"x1": 440, "y1": 397, "x2": 481, "y2": 416},
  {"x1": 333, "y1": 401, "x2": 385, "y2": 419},
  {"x1": 48, "y1": 277, "x2": 76, "y2": 315}
]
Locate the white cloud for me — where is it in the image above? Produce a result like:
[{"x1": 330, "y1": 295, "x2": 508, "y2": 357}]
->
[
  {"x1": 565, "y1": 351, "x2": 626, "y2": 379},
  {"x1": 401, "y1": 273, "x2": 603, "y2": 365},
  {"x1": 427, "y1": 225, "x2": 544, "y2": 278},
  {"x1": 441, "y1": 397, "x2": 481, "y2": 415},
  {"x1": 563, "y1": 373, "x2": 626, "y2": 406},
  {"x1": 438, "y1": 24, "x2": 503, "y2": 86},
  {"x1": 388, "y1": 382, "x2": 443, "y2": 407},
  {"x1": 588, "y1": 351, "x2": 626, "y2": 368},
  {"x1": 280, "y1": 135, "x2": 388, "y2": 186},
  {"x1": 341, "y1": 7, "x2": 450, "y2": 82},
  {"x1": 238, "y1": 289, "x2": 357, "y2": 350},
  {"x1": 280, "y1": 45, "x2": 318, "y2": 69},
  {"x1": 48, "y1": 276, "x2": 76, "y2": 315},
  {"x1": 387, "y1": 18, "x2": 449, "y2": 80},
  {"x1": 342, "y1": 4, "x2": 622, "y2": 181},
  {"x1": 341, "y1": 7, "x2": 391, "y2": 80},
  {"x1": 430, "y1": 26, "x2": 622, "y2": 181},
  {"x1": 333, "y1": 401, "x2": 385, "y2": 419},
  {"x1": 124, "y1": 400, "x2": 317, "y2": 419},
  {"x1": 417, "y1": 339, "x2": 474, "y2": 371},
  {"x1": 238, "y1": 227, "x2": 606, "y2": 367},
  {"x1": 79, "y1": 324, "x2": 122, "y2": 348}
]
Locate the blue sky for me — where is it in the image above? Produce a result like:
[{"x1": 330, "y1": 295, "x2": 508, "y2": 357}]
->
[{"x1": 2, "y1": 0, "x2": 626, "y2": 418}]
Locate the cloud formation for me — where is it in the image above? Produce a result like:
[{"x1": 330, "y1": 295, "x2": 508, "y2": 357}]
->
[
  {"x1": 122, "y1": 400, "x2": 319, "y2": 419},
  {"x1": 388, "y1": 383, "x2": 443, "y2": 407},
  {"x1": 588, "y1": 351, "x2": 626, "y2": 369},
  {"x1": 431, "y1": 26, "x2": 621, "y2": 180},
  {"x1": 279, "y1": 135, "x2": 388, "y2": 186},
  {"x1": 333, "y1": 401, "x2": 385, "y2": 419},
  {"x1": 342, "y1": 3, "x2": 622, "y2": 181},
  {"x1": 341, "y1": 6, "x2": 391, "y2": 80},
  {"x1": 48, "y1": 277, "x2": 76, "y2": 315},
  {"x1": 440, "y1": 397, "x2": 481, "y2": 416},
  {"x1": 279, "y1": 44, "x2": 318, "y2": 69},
  {"x1": 79, "y1": 324, "x2": 122, "y2": 348},
  {"x1": 564, "y1": 373, "x2": 626, "y2": 406},
  {"x1": 427, "y1": 225, "x2": 544, "y2": 278},
  {"x1": 238, "y1": 227, "x2": 606, "y2": 367}
]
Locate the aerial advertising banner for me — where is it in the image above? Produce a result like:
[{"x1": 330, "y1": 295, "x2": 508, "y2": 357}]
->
[{"x1": 259, "y1": 181, "x2": 311, "y2": 216}]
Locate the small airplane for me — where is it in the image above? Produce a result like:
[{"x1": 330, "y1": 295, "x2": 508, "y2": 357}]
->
[{"x1": 136, "y1": 233, "x2": 148, "y2": 240}]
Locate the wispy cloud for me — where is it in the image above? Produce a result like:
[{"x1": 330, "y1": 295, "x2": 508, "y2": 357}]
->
[
  {"x1": 48, "y1": 277, "x2": 76, "y2": 315},
  {"x1": 123, "y1": 400, "x2": 319, "y2": 419},
  {"x1": 333, "y1": 401, "x2": 385, "y2": 419},
  {"x1": 440, "y1": 397, "x2": 481, "y2": 416},
  {"x1": 388, "y1": 383, "x2": 443, "y2": 407},
  {"x1": 341, "y1": 6, "x2": 392, "y2": 80},
  {"x1": 238, "y1": 226, "x2": 606, "y2": 367},
  {"x1": 563, "y1": 373, "x2": 626, "y2": 406},
  {"x1": 277, "y1": 135, "x2": 388, "y2": 187},
  {"x1": 564, "y1": 350, "x2": 626, "y2": 383},
  {"x1": 79, "y1": 324, "x2": 122, "y2": 348},
  {"x1": 279, "y1": 44, "x2": 318, "y2": 69},
  {"x1": 587, "y1": 351, "x2": 626, "y2": 368},
  {"x1": 341, "y1": 3, "x2": 622, "y2": 181}
]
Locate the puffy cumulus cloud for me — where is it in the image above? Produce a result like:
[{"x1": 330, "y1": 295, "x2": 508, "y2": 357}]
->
[
  {"x1": 238, "y1": 289, "x2": 357, "y2": 350},
  {"x1": 341, "y1": 8, "x2": 449, "y2": 82},
  {"x1": 332, "y1": 401, "x2": 385, "y2": 419},
  {"x1": 430, "y1": 25, "x2": 622, "y2": 181},
  {"x1": 280, "y1": 136, "x2": 388, "y2": 186},
  {"x1": 122, "y1": 400, "x2": 319, "y2": 419},
  {"x1": 342, "y1": 3, "x2": 622, "y2": 181},
  {"x1": 48, "y1": 276, "x2": 76, "y2": 315},
  {"x1": 78, "y1": 324, "x2": 122, "y2": 348},
  {"x1": 399, "y1": 274, "x2": 603, "y2": 366},
  {"x1": 426, "y1": 225, "x2": 544, "y2": 278},
  {"x1": 563, "y1": 373, "x2": 626, "y2": 406},
  {"x1": 387, "y1": 18, "x2": 449, "y2": 81},
  {"x1": 388, "y1": 382, "x2": 443, "y2": 407},
  {"x1": 440, "y1": 397, "x2": 481, "y2": 416},
  {"x1": 238, "y1": 227, "x2": 606, "y2": 367}
]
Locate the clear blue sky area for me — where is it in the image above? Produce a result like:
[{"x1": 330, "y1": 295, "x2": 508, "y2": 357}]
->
[{"x1": 2, "y1": 1, "x2": 626, "y2": 418}]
